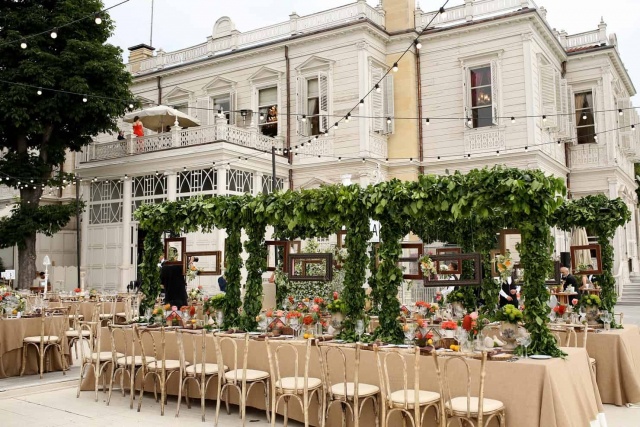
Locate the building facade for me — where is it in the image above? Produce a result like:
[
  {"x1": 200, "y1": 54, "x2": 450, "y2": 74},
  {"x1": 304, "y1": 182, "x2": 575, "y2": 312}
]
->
[{"x1": 30, "y1": 0, "x2": 638, "y2": 295}]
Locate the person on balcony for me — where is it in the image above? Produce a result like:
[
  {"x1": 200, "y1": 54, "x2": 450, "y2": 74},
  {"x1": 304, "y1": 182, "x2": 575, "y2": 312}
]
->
[
  {"x1": 132, "y1": 116, "x2": 144, "y2": 151},
  {"x1": 117, "y1": 130, "x2": 125, "y2": 140}
]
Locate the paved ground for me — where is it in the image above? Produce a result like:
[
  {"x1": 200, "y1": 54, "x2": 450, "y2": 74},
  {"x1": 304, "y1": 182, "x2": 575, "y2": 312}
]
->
[{"x1": 1, "y1": 305, "x2": 639, "y2": 427}]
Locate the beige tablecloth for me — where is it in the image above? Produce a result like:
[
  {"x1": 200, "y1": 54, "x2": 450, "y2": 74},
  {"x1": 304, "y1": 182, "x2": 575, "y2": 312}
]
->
[
  {"x1": 82, "y1": 329, "x2": 602, "y2": 427},
  {"x1": 58, "y1": 301, "x2": 125, "y2": 321},
  {"x1": 0, "y1": 317, "x2": 70, "y2": 378}
]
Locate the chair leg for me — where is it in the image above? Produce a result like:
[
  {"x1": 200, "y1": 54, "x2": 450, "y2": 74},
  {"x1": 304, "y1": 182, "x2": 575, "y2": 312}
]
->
[
  {"x1": 264, "y1": 380, "x2": 271, "y2": 423},
  {"x1": 76, "y1": 362, "x2": 87, "y2": 398},
  {"x1": 215, "y1": 385, "x2": 224, "y2": 427},
  {"x1": 129, "y1": 366, "x2": 137, "y2": 410},
  {"x1": 283, "y1": 396, "x2": 289, "y2": 427},
  {"x1": 137, "y1": 373, "x2": 145, "y2": 412},
  {"x1": 20, "y1": 344, "x2": 28, "y2": 377},
  {"x1": 225, "y1": 386, "x2": 230, "y2": 415},
  {"x1": 160, "y1": 375, "x2": 166, "y2": 416},
  {"x1": 201, "y1": 378, "x2": 206, "y2": 422},
  {"x1": 107, "y1": 367, "x2": 116, "y2": 406},
  {"x1": 185, "y1": 379, "x2": 191, "y2": 409},
  {"x1": 176, "y1": 377, "x2": 184, "y2": 418}
]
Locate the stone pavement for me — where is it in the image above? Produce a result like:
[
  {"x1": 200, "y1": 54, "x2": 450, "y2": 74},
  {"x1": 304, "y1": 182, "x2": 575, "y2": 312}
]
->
[{"x1": 1, "y1": 305, "x2": 639, "y2": 427}]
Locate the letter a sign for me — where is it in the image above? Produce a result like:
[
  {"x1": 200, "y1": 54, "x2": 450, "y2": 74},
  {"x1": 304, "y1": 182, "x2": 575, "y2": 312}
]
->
[{"x1": 369, "y1": 219, "x2": 380, "y2": 243}]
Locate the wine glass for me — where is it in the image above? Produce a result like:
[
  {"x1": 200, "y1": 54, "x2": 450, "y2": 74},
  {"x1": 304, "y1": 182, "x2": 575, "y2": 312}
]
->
[
  {"x1": 404, "y1": 322, "x2": 416, "y2": 346},
  {"x1": 517, "y1": 333, "x2": 532, "y2": 358},
  {"x1": 355, "y1": 319, "x2": 365, "y2": 342},
  {"x1": 600, "y1": 310, "x2": 611, "y2": 331},
  {"x1": 290, "y1": 318, "x2": 300, "y2": 339},
  {"x1": 216, "y1": 311, "x2": 224, "y2": 333}
]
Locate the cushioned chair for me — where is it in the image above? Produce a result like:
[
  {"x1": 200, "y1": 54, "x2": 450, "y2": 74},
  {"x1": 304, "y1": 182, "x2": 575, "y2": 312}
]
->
[
  {"x1": 106, "y1": 323, "x2": 147, "y2": 408},
  {"x1": 21, "y1": 306, "x2": 70, "y2": 379}
]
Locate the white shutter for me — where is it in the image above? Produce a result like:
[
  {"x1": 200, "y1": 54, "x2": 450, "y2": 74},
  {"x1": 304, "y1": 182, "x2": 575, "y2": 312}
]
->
[
  {"x1": 462, "y1": 66, "x2": 470, "y2": 128},
  {"x1": 540, "y1": 64, "x2": 558, "y2": 128},
  {"x1": 229, "y1": 91, "x2": 236, "y2": 125},
  {"x1": 567, "y1": 85, "x2": 576, "y2": 143},
  {"x1": 196, "y1": 97, "x2": 210, "y2": 126},
  {"x1": 618, "y1": 99, "x2": 633, "y2": 153},
  {"x1": 318, "y1": 71, "x2": 329, "y2": 132},
  {"x1": 371, "y1": 67, "x2": 384, "y2": 132},
  {"x1": 383, "y1": 75, "x2": 394, "y2": 134},
  {"x1": 558, "y1": 79, "x2": 569, "y2": 136},
  {"x1": 490, "y1": 60, "x2": 499, "y2": 126},
  {"x1": 297, "y1": 77, "x2": 308, "y2": 136},
  {"x1": 188, "y1": 99, "x2": 196, "y2": 119}
]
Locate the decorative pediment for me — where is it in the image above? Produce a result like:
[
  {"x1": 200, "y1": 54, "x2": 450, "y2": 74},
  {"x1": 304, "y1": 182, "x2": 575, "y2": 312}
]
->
[
  {"x1": 248, "y1": 66, "x2": 282, "y2": 83},
  {"x1": 135, "y1": 95, "x2": 155, "y2": 107},
  {"x1": 202, "y1": 76, "x2": 236, "y2": 94},
  {"x1": 164, "y1": 86, "x2": 192, "y2": 102},
  {"x1": 298, "y1": 176, "x2": 333, "y2": 189},
  {"x1": 213, "y1": 17, "x2": 237, "y2": 39},
  {"x1": 295, "y1": 55, "x2": 334, "y2": 73}
]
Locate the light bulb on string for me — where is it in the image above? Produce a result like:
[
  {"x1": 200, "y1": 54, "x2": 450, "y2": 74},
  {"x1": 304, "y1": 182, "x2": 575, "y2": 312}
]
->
[
  {"x1": 542, "y1": 115, "x2": 547, "y2": 123},
  {"x1": 334, "y1": 122, "x2": 339, "y2": 128},
  {"x1": 375, "y1": 84, "x2": 381, "y2": 93},
  {"x1": 128, "y1": 103, "x2": 134, "y2": 109},
  {"x1": 21, "y1": 40, "x2": 27, "y2": 49},
  {"x1": 415, "y1": 40, "x2": 422, "y2": 49},
  {"x1": 362, "y1": 158, "x2": 365, "y2": 163},
  {"x1": 301, "y1": 115, "x2": 306, "y2": 123},
  {"x1": 437, "y1": 156, "x2": 441, "y2": 161},
  {"x1": 51, "y1": 28, "x2": 58, "y2": 39},
  {"x1": 582, "y1": 112, "x2": 587, "y2": 121},
  {"x1": 496, "y1": 150, "x2": 500, "y2": 156},
  {"x1": 392, "y1": 63, "x2": 398, "y2": 72},
  {"x1": 466, "y1": 117, "x2": 472, "y2": 126},
  {"x1": 594, "y1": 134, "x2": 598, "y2": 142},
  {"x1": 386, "y1": 117, "x2": 392, "y2": 125},
  {"x1": 359, "y1": 99, "x2": 364, "y2": 105},
  {"x1": 511, "y1": 117, "x2": 515, "y2": 124},
  {"x1": 619, "y1": 109, "x2": 623, "y2": 116},
  {"x1": 259, "y1": 112, "x2": 265, "y2": 120},
  {"x1": 94, "y1": 13, "x2": 102, "y2": 25},
  {"x1": 425, "y1": 118, "x2": 430, "y2": 126},
  {"x1": 338, "y1": 157, "x2": 342, "y2": 162},
  {"x1": 525, "y1": 146, "x2": 529, "y2": 151},
  {"x1": 345, "y1": 113, "x2": 351, "y2": 122},
  {"x1": 82, "y1": 95, "x2": 88, "y2": 103},
  {"x1": 37, "y1": 88, "x2": 42, "y2": 95},
  {"x1": 632, "y1": 124, "x2": 636, "y2": 131}
]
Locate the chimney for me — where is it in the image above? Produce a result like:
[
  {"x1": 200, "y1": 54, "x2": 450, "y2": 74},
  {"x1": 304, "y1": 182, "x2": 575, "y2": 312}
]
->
[
  {"x1": 128, "y1": 44, "x2": 155, "y2": 66},
  {"x1": 382, "y1": 0, "x2": 416, "y2": 33}
]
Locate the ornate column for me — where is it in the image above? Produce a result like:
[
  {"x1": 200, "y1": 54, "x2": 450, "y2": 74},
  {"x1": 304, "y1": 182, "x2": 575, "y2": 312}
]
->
[
  {"x1": 80, "y1": 181, "x2": 91, "y2": 291},
  {"x1": 254, "y1": 172, "x2": 263, "y2": 195},
  {"x1": 166, "y1": 171, "x2": 177, "y2": 201},
  {"x1": 119, "y1": 177, "x2": 133, "y2": 291}
]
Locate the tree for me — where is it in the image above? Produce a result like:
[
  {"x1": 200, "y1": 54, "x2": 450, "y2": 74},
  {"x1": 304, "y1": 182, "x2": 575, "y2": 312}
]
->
[{"x1": 0, "y1": 0, "x2": 134, "y2": 289}]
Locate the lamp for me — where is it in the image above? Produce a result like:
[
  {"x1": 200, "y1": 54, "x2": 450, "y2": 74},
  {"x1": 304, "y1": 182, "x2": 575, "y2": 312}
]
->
[{"x1": 42, "y1": 255, "x2": 51, "y2": 297}]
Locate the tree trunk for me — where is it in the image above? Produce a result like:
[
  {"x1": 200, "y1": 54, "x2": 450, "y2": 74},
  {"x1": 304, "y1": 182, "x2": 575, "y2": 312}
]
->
[{"x1": 18, "y1": 234, "x2": 37, "y2": 290}]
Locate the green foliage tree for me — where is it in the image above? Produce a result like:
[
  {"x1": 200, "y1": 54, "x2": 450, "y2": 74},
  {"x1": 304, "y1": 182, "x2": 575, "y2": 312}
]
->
[{"x1": 0, "y1": 0, "x2": 134, "y2": 289}]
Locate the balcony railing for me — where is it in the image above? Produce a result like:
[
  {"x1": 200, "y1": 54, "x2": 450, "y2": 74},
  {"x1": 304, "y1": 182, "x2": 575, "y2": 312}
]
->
[
  {"x1": 415, "y1": 0, "x2": 537, "y2": 30},
  {"x1": 569, "y1": 144, "x2": 609, "y2": 170},
  {"x1": 127, "y1": 1, "x2": 385, "y2": 75},
  {"x1": 79, "y1": 123, "x2": 284, "y2": 163}
]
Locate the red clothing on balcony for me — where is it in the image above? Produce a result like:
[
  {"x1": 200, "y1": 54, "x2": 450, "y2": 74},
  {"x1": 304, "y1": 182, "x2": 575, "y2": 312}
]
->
[{"x1": 133, "y1": 122, "x2": 144, "y2": 137}]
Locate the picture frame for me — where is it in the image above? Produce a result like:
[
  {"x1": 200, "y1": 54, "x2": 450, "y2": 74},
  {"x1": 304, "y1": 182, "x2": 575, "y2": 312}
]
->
[
  {"x1": 499, "y1": 229, "x2": 521, "y2": 263},
  {"x1": 435, "y1": 247, "x2": 462, "y2": 275},
  {"x1": 512, "y1": 260, "x2": 562, "y2": 285},
  {"x1": 422, "y1": 253, "x2": 482, "y2": 287},
  {"x1": 337, "y1": 230, "x2": 347, "y2": 249},
  {"x1": 183, "y1": 251, "x2": 222, "y2": 276},
  {"x1": 164, "y1": 237, "x2": 186, "y2": 266},
  {"x1": 490, "y1": 249, "x2": 501, "y2": 278},
  {"x1": 288, "y1": 253, "x2": 333, "y2": 282},
  {"x1": 570, "y1": 244, "x2": 603, "y2": 275},
  {"x1": 265, "y1": 240, "x2": 290, "y2": 272},
  {"x1": 398, "y1": 243, "x2": 424, "y2": 280}
]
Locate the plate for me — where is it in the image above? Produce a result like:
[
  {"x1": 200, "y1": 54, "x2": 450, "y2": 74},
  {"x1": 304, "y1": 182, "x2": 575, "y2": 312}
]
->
[
  {"x1": 529, "y1": 355, "x2": 552, "y2": 360},
  {"x1": 248, "y1": 332, "x2": 262, "y2": 335},
  {"x1": 396, "y1": 345, "x2": 411, "y2": 348}
]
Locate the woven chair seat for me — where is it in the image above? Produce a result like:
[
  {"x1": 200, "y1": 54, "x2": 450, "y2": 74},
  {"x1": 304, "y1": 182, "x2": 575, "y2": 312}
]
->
[
  {"x1": 445, "y1": 397, "x2": 504, "y2": 414},
  {"x1": 24, "y1": 335, "x2": 61, "y2": 344},
  {"x1": 330, "y1": 382, "x2": 379, "y2": 397}
]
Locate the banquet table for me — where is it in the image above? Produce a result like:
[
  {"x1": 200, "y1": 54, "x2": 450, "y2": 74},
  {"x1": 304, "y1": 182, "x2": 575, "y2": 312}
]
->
[
  {"x1": 54, "y1": 301, "x2": 125, "y2": 321},
  {"x1": 0, "y1": 316, "x2": 70, "y2": 378},
  {"x1": 82, "y1": 328, "x2": 604, "y2": 427},
  {"x1": 559, "y1": 324, "x2": 640, "y2": 406}
]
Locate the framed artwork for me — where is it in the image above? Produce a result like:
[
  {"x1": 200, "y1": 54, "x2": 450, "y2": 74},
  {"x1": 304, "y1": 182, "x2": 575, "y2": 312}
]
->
[
  {"x1": 512, "y1": 261, "x2": 562, "y2": 285},
  {"x1": 499, "y1": 229, "x2": 521, "y2": 263},
  {"x1": 337, "y1": 230, "x2": 347, "y2": 249},
  {"x1": 422, "y1": 253, "x2": 482, "y2": 287},
  {"x1": 570, "y1": 244, "x2": 602, "y2": 275},
  {"x1": 183, "y1": 251, "x2": 222, "y2": 276},
  {"x1": 436, "y1": 247, "x2": 461, "y2": 255},
  {"x1": 164, "y1": 237, "x2": 186, "y2": 266},
  {"x1": 490, "y1": 249, "x2": 501, "y2": 278},
  {"x1": 398, "y1": 243, "x2": 424, "y2": 280},
  {"x1": 265, "y1": 240, "x2": 290, "y2": 272},
  {"x1": 288, "y1": 253, "x2": 333, "y2": 282}
]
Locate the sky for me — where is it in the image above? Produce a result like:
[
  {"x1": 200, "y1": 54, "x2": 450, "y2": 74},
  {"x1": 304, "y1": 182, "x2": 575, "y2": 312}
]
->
[{"x1": 104, "y1": 0, "x2": 640, "y2": 103}]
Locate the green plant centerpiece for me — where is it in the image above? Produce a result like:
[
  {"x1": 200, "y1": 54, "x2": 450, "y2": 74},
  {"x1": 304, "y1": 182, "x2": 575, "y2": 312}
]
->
[
  {"x1": 446, "y1": 291, "x2": 468, "y2": 317},
  {"x1": 327, "y1": 292, "x2": 347, "y2": 335},
  {"x1": 494, "y1": 304, "x2": 523, "y2": 351},
  {"x1": 580, "y1": 294, "x2": 602, "y2": 326}
]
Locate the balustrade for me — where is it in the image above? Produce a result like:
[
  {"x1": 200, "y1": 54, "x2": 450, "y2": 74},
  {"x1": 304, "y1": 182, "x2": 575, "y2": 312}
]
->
[
  {"x1": 569, "y1": 144, "x2": 608, "y2": 169},
  {"x1": 415, "y1": 0, "x2": 536, "y2": 30}
]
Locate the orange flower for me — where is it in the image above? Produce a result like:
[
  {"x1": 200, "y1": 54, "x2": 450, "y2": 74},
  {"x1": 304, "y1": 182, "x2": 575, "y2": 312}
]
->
[{"x1": 505, "y1": 260, "x2": 512, "y2": 267}]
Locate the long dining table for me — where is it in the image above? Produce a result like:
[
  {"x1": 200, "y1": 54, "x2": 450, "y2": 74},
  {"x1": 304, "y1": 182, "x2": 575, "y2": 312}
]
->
[{"x1": 81, "y1": 327, "x2": 605, "y2": 427}]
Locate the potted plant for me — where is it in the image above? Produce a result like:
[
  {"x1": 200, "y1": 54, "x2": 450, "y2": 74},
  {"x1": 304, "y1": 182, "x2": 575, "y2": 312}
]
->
[
  {"x1": 441, "y1": 320, "x2": 457, "y2": 338},
  {"x1": 446, "y1": 291, "x2": 466, "y2": 317},
  {"x1": 580, "y1": 294, "x2": 602, "y2": 326},
  {"x1": 494, "y1": 304, "x2": 523, "y2": 350},
  {"x1": 327, "y1": 292, "x2": 347, "y2": 334}
]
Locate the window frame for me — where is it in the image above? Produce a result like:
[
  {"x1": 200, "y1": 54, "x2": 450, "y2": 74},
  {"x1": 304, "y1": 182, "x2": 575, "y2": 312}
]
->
[
  {"x1": 468, "y1": 65, "x2": 494, "y2": 128},
  {"x1": 460, "y1": 51, "x2": 502, "y2": 130},
  {"x1": 257, "y1": 85, "x2": 279, "y2": 137},
  {"x1": 574, "y1": 90, "x2": 596, "y2": 144}
]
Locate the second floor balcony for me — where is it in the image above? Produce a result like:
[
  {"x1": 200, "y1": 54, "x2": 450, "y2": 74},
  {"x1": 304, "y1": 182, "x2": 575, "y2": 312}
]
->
[{"x1": 78, "y1": 122, "x2": 285, "y2": 163}]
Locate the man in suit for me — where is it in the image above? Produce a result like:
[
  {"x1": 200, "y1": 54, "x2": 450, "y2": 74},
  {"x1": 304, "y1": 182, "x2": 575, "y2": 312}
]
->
[
  {"x1": 218, "y1": 274, "x2": 227, "y2": 292},
  {"x1": 561, "y1": 266, "x2": 581, "y2": 300}
]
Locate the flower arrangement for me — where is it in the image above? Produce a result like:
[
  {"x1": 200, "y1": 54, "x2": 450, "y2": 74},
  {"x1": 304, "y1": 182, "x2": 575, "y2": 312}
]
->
[
  {"x1": 286, "y1": 310, "x2": 302, "y2": 321},
  {"x1": 553, "y1": 304, "x2": 567, "y2": 316},
  {"x1": 327, "y1": 292, "x2": 347, "y2": 314},
  {"x1": 461, "y1": 312, "x2": 479, "y2": 334},
  {"x1": 74, "y1": 288, "x2": 82, "y2": 293},
  {"x1": 446, "y1": 291, "x2": 466, "y2": 305},
  {"x1": 186, "y1": 264, "x2": 203, "y2": 283},
  {"x1": 188, "y1": 285, "x2": 204, "y2": 302},
  {"x1": 313, "y1": 297, "x2": 327, "y2": 311},
  {"x1": 203, "y1": 293, "x2": 226, "y2": 315},
  {"x1": 302, "y1": 313, "x2": 318, "y2": 326},
  {"x1": 0, "y1": 291, "x2": 26, "y2": 314},
  {"x1": 580, "y1": 294, "x2": 602, "y2": 308},
  {"x1": 418, "y1": 254, "x2": 437, "y2": 276},
  {"x1": 495, "y1": 251, "x2": 514, "y2": 281},
  {"x1": 89, "y1": 288, "x2": 98, "y2": 298},
  {"x1": 441, "y1": 320, "x2": 458, "y2": 330},
  {"x1": 494, "y1": 304, "x2": 523, "y2": 324},
  {"x1": 416, "y1": 300, "x2": 437, "y2": 317}
]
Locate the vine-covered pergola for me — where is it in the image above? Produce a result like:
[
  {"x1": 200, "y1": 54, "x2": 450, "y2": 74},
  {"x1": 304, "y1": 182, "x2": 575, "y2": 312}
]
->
[{"x1": 135, "y1": 166, "x2": 630, "y2": 356}]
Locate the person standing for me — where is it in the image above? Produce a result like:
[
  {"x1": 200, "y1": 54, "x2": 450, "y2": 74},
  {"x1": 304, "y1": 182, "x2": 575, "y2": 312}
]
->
[
  {"x1": 561, "y1": 266, "x2": 581, "y2": 300},
  {"x1": 132, "y1": 116, "x2": 144, "y2": 151},
  {"x1": 499, "y1": 277, "x2": 518, "y2": 308},
  {"x1": 218, "y1": 274, "x2": 227, "y2": 292},
  {"x1": 117, "y1": 130, "x2": 125, "y2": 140}
]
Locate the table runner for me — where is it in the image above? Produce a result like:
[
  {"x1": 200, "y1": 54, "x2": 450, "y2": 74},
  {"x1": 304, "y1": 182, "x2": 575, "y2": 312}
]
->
[{"x1": 82, "y1": 328, "x2": 603, "y2": 427}]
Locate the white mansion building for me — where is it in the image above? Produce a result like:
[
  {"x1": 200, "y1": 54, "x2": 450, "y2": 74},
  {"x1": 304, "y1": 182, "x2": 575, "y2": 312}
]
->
[{"x1": 2, "y1": 0, "x2": 639, "y2": 300}]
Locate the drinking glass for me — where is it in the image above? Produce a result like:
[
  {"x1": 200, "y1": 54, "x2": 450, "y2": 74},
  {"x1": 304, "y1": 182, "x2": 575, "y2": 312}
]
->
[
  {"x1": 355, "y1": 319, "x2": 365, "y2": 342},
  {"x1": 290, "y1": 318, "x2": 300, "y2": 339},
  {"x1": 216, "y1": 311, "x2": 224, "y2": 333},
  {"x1": 517, "y1": 333, "x2": 532, "y2": 358},
  {"x1": 404, "y1": 322, "x2": 416, "y2": 346}
]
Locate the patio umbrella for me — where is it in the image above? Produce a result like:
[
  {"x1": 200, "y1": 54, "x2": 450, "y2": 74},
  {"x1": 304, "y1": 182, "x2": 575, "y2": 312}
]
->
[
  {"x1": 570, "y1": 227, "x2": 590, "y2": 269},
  {"x1": 123, "y1": 105, "x2": 200, "y2": 132}
]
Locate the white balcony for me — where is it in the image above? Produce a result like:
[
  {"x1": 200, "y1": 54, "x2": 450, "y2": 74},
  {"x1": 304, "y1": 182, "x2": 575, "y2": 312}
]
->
[
  {"x1": 127, "y1": 1, "x2": 385, "y2": 75},
  {"x1": 415, "y1": 0, "x2": 537, "y2": 30},
  {"x1": 569, "y1": 144, "x2": 609, "y2": 170},
  {"x1": 79, "y1": 123, "x2": 284, "y2": 163}
]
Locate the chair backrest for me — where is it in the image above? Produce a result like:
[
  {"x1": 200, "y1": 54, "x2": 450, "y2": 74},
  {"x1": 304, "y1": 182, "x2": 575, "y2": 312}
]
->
[
  {"x1": 68, "y1": 301, "x2": 82, "y2": 331},
  {"x1": 136, "y1": 326, "x2": 169, "y2": 367},
  {"x1": 564, "y1": 323, "x2": 588, "y2": 348},
  {"x1": 177, "y1": 329, "x2": 211, "y2": 380},
  {"x1": 266, "y1": 337, "x2": 316, "y2": 394},
  {"x1": 213, "y1": 333, "x2": 248, "y2": 386},
  {"x1": 108, "y1": 323, "x2": 136, "y2": 361},
  {"x1": 319, "y1": 341, "x2": 359, "y2": 401},
  {"x1": 374, "y1": 344, "x2": 421, "y2": 417},
  {"x1": 101, "y1": 295, "x2": 117, "y2": 317},
  {"x1": 78, "y1": 321, "x2": 100, "y2": 361},
  {"x1": 43, "y1": 306, "x2": 70, "y2": 342},
  {"x1": 432, "y1": 350, "x2": 488, "y2": 423},
  {"x1": 614, "y1": 312, "x2": 624, "y2": 326}
]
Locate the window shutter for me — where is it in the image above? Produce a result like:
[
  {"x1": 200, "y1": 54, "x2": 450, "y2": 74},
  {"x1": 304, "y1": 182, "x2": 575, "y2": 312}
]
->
[
  {"x1": 297, "y1": 77, "x2": 308, "y2": 136},
  {"x1": 383, "y1": 75, "x2": 394, "y2": 134},
  {"x1": 540, "y1": 64, "x2": 558, "y2": 128},
  {"x1": 618, "y1": 99, "x2": 633, "y2": 152},
  {"x1": 371, "y1": 67, "x2": 384, "y2": 132},
  {"x1": 318, "y1": 71, "x2": 329, "y2": 132},
  {"x1": 196, "y1": 97, "x2": 210, "y2": 126},
  {"x1": 558, "y1": 79, "x2": 569, "y2": 136},
  {"x1": 462, "y1": 66, "x2": 470, "y2": 128},
  {"x1": 567, "y1": 85, "x2": 576, "y2": 143},
  {"x1": 229, "y1": 91, "x2": 236, "y2": 125},
  {"x1": 490, "y1": 60, "x2": 499, "y2": 126},
  {"x1": 188, "y1": 99, "x2": 196, "y2": 119}
]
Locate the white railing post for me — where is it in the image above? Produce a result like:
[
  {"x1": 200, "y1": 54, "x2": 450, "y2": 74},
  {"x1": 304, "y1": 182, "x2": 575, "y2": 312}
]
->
[
  {"x1": 465, "y1": 0, "x2": 474, "y2": 22},
  {"x1": 127, "y1": 135, "x2": 135, "y2": 155},
  {"x1": 356, "y1": 0, "x2": 367, "y2": 19},
  {"x1": 156, "y1": 49, "x2": 165, "y2": 70},
  {"x1": 172, "y1": 127, "x2": 180, "y2": 147},
  {"x1": 289, "y1": 12, "x2": 299, "y2": 35},
  {"x1": 598, "y1": 18, "x2": 608, "y2": 45},
  {"x1": 520, "y1": 0, "x2": 529, "y2": 8},
  {"x1": 206, "y1": 36, "x2": 214, "y2": 56}
]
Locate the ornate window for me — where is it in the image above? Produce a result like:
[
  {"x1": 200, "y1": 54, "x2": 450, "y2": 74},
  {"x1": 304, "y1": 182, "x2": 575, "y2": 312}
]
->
[
  {"x1": 177, "y1": 168, "x2": 217, "y2": 200},
  {"x1": 370, "y1": 64, "x2": 394, "y2": 134},
  {"x1": 461, "y1": 52, "x2": 501, "y2": 129},
  {"x1": 226, "y1": 169, "x2": 253, "y2": 194},
  {"x1": 131, "y1": 175, "x2": 167, "y2": 220},
  {"x1": 468, "y1": 66, "x2": 493, "y2": 128},
  {"x1": 89, "y1": 180, "x2": 123, "y2": 224},
  {"x1": 258, "y1": 87, "x2": 278, "y2": 137},
  {"x1": 575, "y1": 91, "x2": 596, "y2": 144},
  {"x1": 262, "y1": 176, "x2": 284, "y2": 194}
]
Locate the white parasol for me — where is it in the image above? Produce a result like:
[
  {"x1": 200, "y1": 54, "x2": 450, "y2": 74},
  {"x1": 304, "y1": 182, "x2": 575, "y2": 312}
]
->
[
  {"x1": 570, "y1": 227, "x2": 590, "y2": 269},
  {"x1": 123, "y1": 105, "x2": 200, "y2": 132}
]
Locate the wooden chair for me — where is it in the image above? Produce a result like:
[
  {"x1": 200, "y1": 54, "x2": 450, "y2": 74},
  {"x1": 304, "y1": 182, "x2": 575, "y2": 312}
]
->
[
  {"x1": 99, "y1": 295, "x2": 117, "y2": 326},
  {"x1": 66, "y1": 302, "x2": 99, "y2": 360},
  {"x1": 176, "y1": 329, "x2": 227, "y2": 421},
  {"x1": 566, "y1": 323, "x2": 597, "y2": 376},
  {"x1": 107, "y1": 324, "x2": 149, "y2": 408},
  {"x1": 136, "y1": 326, "x2": 184, "y2": 415},
  {"x1": 266, "y1": 337, "x2": 324, "y2": 427},
  {"x1": 614, "y1": 312, "x2": 624, "y2": 326},
  {"x1": 213, "y1": 333, "x2": 270, "y2": 427},
  {"x1": 20, "y1": 307, "x2": 70, "y2": 379},
  {"x1": 76, "y1": 320, "x2": 121, "y2": 401},
  {"x1": 432, "y1": 350, "x2": 506, "y2": 427},
  {"x1": 319, "y1": 341, "x2": 379, "y2": 427},
  {"x1": 374, "y1": 344, "x2": 440, "y2": 427}
]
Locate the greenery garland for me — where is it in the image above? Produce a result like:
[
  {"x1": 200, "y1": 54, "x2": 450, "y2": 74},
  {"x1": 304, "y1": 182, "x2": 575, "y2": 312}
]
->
[
  {"x1": 139, "y1": 231, "x2": 162, "y2": 313},
  {"x1": 367, "y1": 244, "x2": 381, "y2": 314},
  {"x1": 223, "y1": 226, "x2": 242, "y2": 328},
  {"x1": 241, "y1": 221, "x2": 267, "y2": 331}
]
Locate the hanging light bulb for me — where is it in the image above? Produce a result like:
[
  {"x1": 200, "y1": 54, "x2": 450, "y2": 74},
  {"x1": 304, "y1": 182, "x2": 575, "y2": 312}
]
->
[
  {"x1": 437, "y1": 156, "x2": 441, "y2": 161},
  {"x1": 511, "y1": 117, "x2": 515, "y2": 124},
  {"x1": 525, "y1": 146, "x2": 529, "y2": 151},
  {"x1": 94, "y1": 13, "x2": 102, "y2": 25},
  {"x1": 301, "y1": 115, "x2": 306, "y2": 123},
  {"x1": 359, "y1": 99, "x2": 364, "y2": 105},
  {"x1": 50, "y1": 28, "x2": 58, "y2": 39},
  {"x1": 392, "y1": 62, "x2": 398, "y2": 72},
  {"x1": 37, "y1": 88, "x2": 42, "y2": 95},
  {"x1": 619, "y1": 109, "x2": 623, "y2": 116},
  {"x1": 386, "y1": 117, "x2": 391, "y2": 125},
  {"x1": 415, "y1": 40, "x2": 422, "y2": 49},
  {"x1": 375, "y1": 84, "x2": 381, "y2": 93},
  {"x1": 496, "y1": 150, "x2": 500, "y2": 156},
  {"x1": 425, "y1": 118, "x2": 430, "y2": 126},
  {"x1": 20, "y1": 40, "x2": 27, "y2": 49},
  {"x1": 338, "y1": 157, "x2": 342, "y2": 162},
  {"x1": 362, "y1": 158, "x2": 365, "y2": 163},
  {"x1": 128, "y1": 103, "x2": 134, "y2": 109},
  {"x1": 582, "y1": 112, "x2": 587, "y2": 121},
  {"x1": 334, "y1": 122, "x2": 339, "y2": 128},
  {"x1": 542, "y1": 115, "x2": 547, "y2": 122},
  {"x1": 82, "y1": 95, "x2": 88, "y2": 103},
  {"x1": 594, "y1": 134, "x2": 598, "y2": 142},
  {"x1": 467, "y1": 117, "x2": 472, "y2": 126},
  {"x1": 259, "y1": 112, "x2": 265, "y2": 120},
  {"x1": 632, "y1": 124, "x2": 636, "y2": 131},
  {"x1": 345, "y1": 113, "x2": 351, "y2": 122}
]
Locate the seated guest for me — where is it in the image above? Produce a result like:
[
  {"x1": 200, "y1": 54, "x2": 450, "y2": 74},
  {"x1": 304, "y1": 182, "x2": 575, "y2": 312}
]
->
[{"x1": 560, "y1": 266, "x2": 581, "y2": 297}]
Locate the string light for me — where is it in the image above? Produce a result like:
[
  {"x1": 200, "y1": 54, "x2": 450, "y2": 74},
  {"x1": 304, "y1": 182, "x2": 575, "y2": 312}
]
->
[
  {"x1": 37, "y1": 88, "x2": 42, "y2": 95},
  {"x1": 425, "y1": 118, "x2": 430, "y2": 126},
  {"x1": 259, "y1": 112, "x2": 265, "y2": 120},
  {"x1": 511, "y1": 117, "x2": 515, "y2": 124},
  {"x1": 338, "y1": 157, "x2": 342, "y2": 162},
  {"x1": 128, "y1": 102, "x2": 134, "y2": 109},
  {"x1": 437, "y1": 156, "x2": 441, "y2": 161},
  {"x1": 359, "y1": 99, "x2": 364, "y2": 105},
  {"x1": 301, "y1": 115, "x2": 306, "y2": 123},
  {"x1": 362, "y1": 158, "x2": 365, "y2": 163},
  {"x1": 386, "y1": 117, "x2": 392, "y2": 125},
  {"x1": 594, "y1": 134, "x2": 598, "y2": 142},
  {"x1": 392, "y1": 63, "x2": 399, "y2": 72},
  {"x1": 82, "y1": 95, "x2": 88, "y2": 103},
  {"x1": 619, "y1": 109, "x2": 623, "y2": 116},
  {"x1": 94, "y1": 13, "x2": 102, "y2": 25},
  {"x1": 50, "y1": 28, "x2": 58, "y2": 39},
  {"x1": 582, "y1": 112, "x2": 587, "y2": 120},
  {"x1": 632, "y1": 125, "x2": 636, "y2": 131},
  {"x1": 466, "y1": 117, "x2": 472, "y2": 126},
  {"x1": 334, "y1": 122, "x2": 339, "y2": 128},
  {"x1": 375, "y1": 84, "x2": 380, "y2": 93},
  {"x1": 415, "y1": 40, "x2": 422, "y2": 50},
  {"x1": 543, "y1": 115, "x2": 547, "y2": 122},
  {"x1": 525, "y1": 146, "x2": 529, "y2": 151},
  {"x1": 20, "y1": 40, "x2": 27, "y2": 49},
  {"x1": 496, "y1": 150, "x2": 500, "y2": 156},
  {"x1": 345, "y1": 113, "x2": 350, "y2": 123}
]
